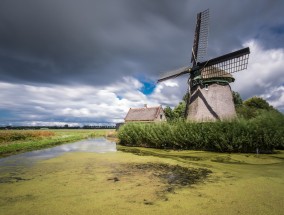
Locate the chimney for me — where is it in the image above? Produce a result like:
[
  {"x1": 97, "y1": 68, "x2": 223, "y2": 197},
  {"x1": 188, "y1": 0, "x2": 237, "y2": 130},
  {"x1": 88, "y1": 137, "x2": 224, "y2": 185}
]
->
[{"x1": 144, "y1": 104, "x2": 147, "y2": 108}]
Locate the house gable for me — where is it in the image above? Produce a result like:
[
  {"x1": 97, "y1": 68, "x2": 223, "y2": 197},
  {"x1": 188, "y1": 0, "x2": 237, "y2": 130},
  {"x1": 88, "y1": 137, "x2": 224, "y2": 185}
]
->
[{"x1": 125, "y1": 105, "x2": 166, "y2": 122}]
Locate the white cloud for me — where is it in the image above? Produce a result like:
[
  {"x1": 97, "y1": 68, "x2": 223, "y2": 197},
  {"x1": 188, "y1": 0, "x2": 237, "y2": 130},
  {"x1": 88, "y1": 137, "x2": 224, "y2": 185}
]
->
[
  {"x1": 163, "y1": 80, "x2": 179, "y2": 87},
  {"x1": 0, "y1": 75, "x2": 183, "y2": 125},
  {"x1": 231, "y1": 40, "x2": 284, "y2": 111},
  {"x1": 260, "y1": 86, "x2": 284, "y2": 112}
]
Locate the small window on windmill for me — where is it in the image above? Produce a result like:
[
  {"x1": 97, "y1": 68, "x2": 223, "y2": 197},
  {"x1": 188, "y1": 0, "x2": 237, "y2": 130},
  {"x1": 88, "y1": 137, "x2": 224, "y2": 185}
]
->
[{"x1": 205, "y1": 84, "x2": 209, "y2": 90}]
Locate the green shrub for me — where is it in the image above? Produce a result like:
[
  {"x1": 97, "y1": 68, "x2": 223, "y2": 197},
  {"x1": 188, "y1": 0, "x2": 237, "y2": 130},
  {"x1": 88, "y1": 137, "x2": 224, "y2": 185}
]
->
[{"x1": 118, "y1": 112, "x2": 284, "y2": 153}]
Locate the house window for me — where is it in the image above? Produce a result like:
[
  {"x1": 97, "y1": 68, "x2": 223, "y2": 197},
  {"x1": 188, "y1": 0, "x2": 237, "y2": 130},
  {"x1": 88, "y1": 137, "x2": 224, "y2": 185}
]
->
[{"x1": 160, "y1": 114, "x2": 163, "y2": 120}]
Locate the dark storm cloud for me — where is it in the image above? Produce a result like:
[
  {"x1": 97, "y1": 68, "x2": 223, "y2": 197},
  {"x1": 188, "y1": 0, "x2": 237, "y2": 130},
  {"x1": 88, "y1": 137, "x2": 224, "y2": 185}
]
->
[{"x1": 0, "y1": 0, "x2": 283, "y2": 86}]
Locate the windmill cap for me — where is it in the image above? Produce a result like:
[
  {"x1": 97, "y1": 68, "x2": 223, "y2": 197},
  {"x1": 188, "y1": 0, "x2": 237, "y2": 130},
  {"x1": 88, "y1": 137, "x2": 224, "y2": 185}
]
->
[{"x1": 201, "y1": 66, "x2": 235, "y2": 82}]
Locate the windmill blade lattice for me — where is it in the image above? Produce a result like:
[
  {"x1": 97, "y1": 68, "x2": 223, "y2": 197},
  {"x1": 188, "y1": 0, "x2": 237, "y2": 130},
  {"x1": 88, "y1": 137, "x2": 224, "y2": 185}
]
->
[
  {"x1": 197, "y1": 9, "x2": 209, "y2": 62},
  {"x1": 199, "y1": 47, "x2": 250, "y2": 79},
  {"x1": 191, "y1": 9, "x2": 209, "y2": 65},
  {"x1": 157, "y1": 66, "x2": 191, "y2": 83}
]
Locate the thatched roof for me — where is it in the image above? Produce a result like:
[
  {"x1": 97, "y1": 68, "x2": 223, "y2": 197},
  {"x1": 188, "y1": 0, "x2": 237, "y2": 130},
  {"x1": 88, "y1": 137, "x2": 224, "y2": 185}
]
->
[
  {"x1": 201, "y1": 66, "x2": 234, "y2": 80},
  {"x1": 125, "y1": 106, "x2": 163, "y2": 122}
]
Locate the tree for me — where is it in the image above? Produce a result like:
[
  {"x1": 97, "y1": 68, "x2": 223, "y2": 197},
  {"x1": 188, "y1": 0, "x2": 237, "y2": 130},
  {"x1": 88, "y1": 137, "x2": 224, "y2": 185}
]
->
[
  {"x1": 243, "y1": 97, "x2": 272, "y2": 110},
  {"x1": 232, "y1": 91, "x2": 243, "y2": 106},
  {"x1": 182, "y1": 91, "x2": 190, "y2": 103},
  {"x1": 164, "y1": 106, "x2": 175, "y2": 121},
  {"x1": 236, "y1": 96, "x2": 279, "y2": 119},
  {"x1": 173, "y1": 101, "x2": 186, "y2": 119}
]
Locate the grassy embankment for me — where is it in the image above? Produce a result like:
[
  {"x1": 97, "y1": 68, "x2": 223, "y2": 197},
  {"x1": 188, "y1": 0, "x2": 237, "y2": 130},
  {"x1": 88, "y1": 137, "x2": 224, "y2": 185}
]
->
[
  {"x1": 118, "y1": 112, "x2": 284, "y2": 153},
  {"x1": 0, "y1": 129, "x2": 114, "y2": 157}
]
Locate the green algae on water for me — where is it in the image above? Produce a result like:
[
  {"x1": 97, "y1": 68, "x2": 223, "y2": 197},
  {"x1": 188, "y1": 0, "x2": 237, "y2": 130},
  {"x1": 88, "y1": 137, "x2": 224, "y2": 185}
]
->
[{"x1": 0, "y1": 148, "x2": 284, "y2": 215}]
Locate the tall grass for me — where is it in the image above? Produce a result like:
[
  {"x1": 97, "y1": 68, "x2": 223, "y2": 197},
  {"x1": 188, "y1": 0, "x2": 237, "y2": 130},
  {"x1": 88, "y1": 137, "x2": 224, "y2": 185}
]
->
[
  {"x1": 0, "y1": 130, "x2": 55, "y2": 143},
  {"x1": 118, "y1": 112, "x2": 284, "y2": 153},
  {"x1": 0, "y1": 129, "x2": 114, "y2": 157}
]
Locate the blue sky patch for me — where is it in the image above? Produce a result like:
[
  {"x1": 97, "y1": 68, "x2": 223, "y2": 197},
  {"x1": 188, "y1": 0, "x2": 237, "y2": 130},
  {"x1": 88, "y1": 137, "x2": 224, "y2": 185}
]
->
[
  {"x1": 0, "y1": 109, "x2": 16, "y2": 119},
  {"x1": 140, "y1": 79, "x2": 156, "y2": 95},
  {"x1": 270, "y1": 25, "x2": 284, "y2": 35}
]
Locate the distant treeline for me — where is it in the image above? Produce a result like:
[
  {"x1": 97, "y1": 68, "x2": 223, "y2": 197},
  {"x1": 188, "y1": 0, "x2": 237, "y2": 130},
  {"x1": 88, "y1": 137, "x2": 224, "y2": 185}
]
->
[{"x1": 0, "y1": 125, "x2": 116, "y2": 130}]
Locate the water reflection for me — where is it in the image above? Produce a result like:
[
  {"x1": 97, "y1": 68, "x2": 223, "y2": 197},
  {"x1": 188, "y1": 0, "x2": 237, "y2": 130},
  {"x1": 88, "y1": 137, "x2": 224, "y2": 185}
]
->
[{"x1": 0, "y1": 137, "x2": 116, "y2": 171}]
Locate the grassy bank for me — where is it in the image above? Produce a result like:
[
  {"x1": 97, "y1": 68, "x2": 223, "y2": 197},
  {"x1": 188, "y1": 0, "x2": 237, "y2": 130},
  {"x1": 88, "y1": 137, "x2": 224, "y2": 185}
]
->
[
  {"x1": 0, "y1": 129, "x2": 114, "y2": 157},
  {"x1": 118, "y1": 112, "x2": 284, "y2": 153}
]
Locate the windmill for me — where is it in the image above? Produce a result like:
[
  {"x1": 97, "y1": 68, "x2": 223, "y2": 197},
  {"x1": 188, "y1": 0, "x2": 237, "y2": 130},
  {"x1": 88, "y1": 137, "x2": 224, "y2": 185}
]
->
[{"x1": 157, "y1": 9, "x2": 250, "y2": 121}]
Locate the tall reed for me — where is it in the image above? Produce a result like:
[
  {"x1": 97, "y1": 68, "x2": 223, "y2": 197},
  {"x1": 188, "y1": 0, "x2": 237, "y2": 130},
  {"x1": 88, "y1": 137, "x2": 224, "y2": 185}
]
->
[{"x1": 118, "y1": 112, "x2": 284, "y2": 153}]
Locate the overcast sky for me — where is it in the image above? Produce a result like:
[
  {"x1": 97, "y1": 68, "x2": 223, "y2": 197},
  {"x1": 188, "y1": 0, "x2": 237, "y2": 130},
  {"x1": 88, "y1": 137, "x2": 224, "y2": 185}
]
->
[{"x1": 0, "y1": 0, "x2": 283, "y2": 126}]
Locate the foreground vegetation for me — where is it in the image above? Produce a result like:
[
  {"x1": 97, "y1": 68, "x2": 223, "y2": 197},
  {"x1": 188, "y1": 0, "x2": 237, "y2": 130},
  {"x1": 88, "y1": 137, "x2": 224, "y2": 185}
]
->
[
  {"x1": 118, "y1": 111, "x2": 284, "y2": 153},
  {"x1": 0, "y1": 129, "x2": 113, "y2": 157}
]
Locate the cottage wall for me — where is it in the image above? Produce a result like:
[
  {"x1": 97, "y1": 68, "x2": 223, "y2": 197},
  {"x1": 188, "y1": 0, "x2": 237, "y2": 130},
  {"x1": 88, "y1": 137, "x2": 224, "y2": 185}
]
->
[{"x1": 154, "y1": 109, "x2": 166, "y2": 122}]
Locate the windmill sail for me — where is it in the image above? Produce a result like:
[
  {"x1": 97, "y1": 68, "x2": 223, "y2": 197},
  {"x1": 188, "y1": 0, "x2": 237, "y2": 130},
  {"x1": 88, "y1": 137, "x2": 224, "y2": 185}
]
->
[
  {"x1": 199, "y1": 47, "x2": 250, "y2": 79},
  {"x1": 191, "y1": 9, "x2": 209, "y2": 66},
  {"x1": 157, "y1": 66, "x2": 191, "y2": 83}
]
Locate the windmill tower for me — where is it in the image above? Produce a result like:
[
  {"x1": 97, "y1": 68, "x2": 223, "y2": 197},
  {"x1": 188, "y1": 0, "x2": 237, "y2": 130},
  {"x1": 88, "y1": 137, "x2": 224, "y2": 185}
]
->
[{"x1": 158, "y1": 9, "x2": 250, "y2": 121}]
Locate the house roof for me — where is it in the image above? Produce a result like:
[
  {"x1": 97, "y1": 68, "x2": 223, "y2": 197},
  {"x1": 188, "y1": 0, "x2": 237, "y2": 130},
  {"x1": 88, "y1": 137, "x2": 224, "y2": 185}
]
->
[{"x1": 125, "y1": 106, "x2": 163, "y2": 121}]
